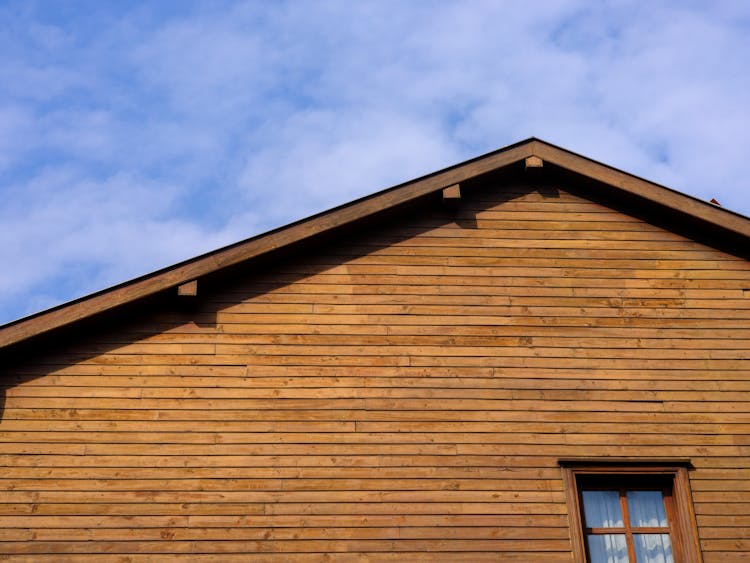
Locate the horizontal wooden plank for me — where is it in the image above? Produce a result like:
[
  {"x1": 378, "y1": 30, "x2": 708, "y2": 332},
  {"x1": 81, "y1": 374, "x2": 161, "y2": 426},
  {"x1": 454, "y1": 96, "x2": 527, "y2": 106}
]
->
[
  {"x1": 0, "y1": 514, "x2": 567, "y2": 528},
  {"x1": 697, "y1": 515, "x2": 750, "y2": 527},
  {"x1": 9, "y1": 363, "x2": 750, "y2": 381},
  {"x1": 693, "y1": 491, "x2": 750, "y2": 503},
  {"x1": 3, "y1": 419, "x2": 750, "y2": 434},
  {"x1": 690, "y1": 503, "x2": 750, "y2": 515},
  {"x1": 389, "y1": 219, "x2": 665, "y2": 232},
  {"x1": 0, "y1": 455, "x2": 745, "y2": 471},
  {"x1": 5, "y1": 378, "x2": 750, "y2": 397},
  {"x1": 264, "y1": 262, "x2": 750, "y2": 279},
  {"x1": 690, "y1": 480, "x2": 750, "y2": 492},
  {"x1": 337, "y1": 235, "x2": 732, "y2": 252},
  {"x1": 0, "y1": 554, "x2": 575, "y2": 562},
  {"x1": 5, "y1": 385, "x2": 750, "y2": 401},
  {"x1": 218, "y1": 272, "x2": 750, "y2": 290},
  {"x1": 0, "y1": 431, "x2": 747, "y2": 446},
  {"x1": 0, "y1": 467, "x2": 563, "y2": 480},
  {"x1": 449, "y1": 210, "x2": 646, "y2": 221},
  {"x1": 698, "y1": 528, "x2": 750, "y2": 539},
  {"x1": 25, "y1": 352, "x2": 750, "y2": 369},
  {"x1": 703, "y1": 553, "x2": 750, "y2": 562},
  {"x1": 0, "y1": 489, "x2": 566, "y2": 503},
  {"x1": 294, "y1": 253, "x2": 750, "y2": 271},
  {"x1": 202, "y1": 293, "x2": 750, "y2": 311},
  {"x1": 215, "y1": 344, "x2": 750, "y2": 360},
  {"x1": 17, "y1": 352, "x2": 750, "y2": 375},
  {"x1": 9, "y1": 526, "x2": 572, "y2": 542},
  {"x1": 0, "y1": 497, "x2": 568, "y2": 519},
  {"x1": 0, "y1": 477, "x2": 566, "y2": 491},
  {"x1": 45, "y1": 323, "x2": 750, "y2": 351},
  {"x1": 358, "y1": 224, "x2": 701, "y2": 241},
  {"x1": 212, "y1": 314, "x2": 750, "y2": 329},
  {"x1": 702, "y1": 540, "x2": 750, "y2": 551},
  {"x1": 5, "y1": 396, "x2": 750, "y2": 412},
  {"x1": 210, "y1": 302, "x2": 750, "y2": 318},
  {"x1": 0, "y1": 419, "x2": 361, "y2": 432},
  {"x1": 0, "y1": 453, "x2": 738, "y2": 469},
  {"x1": 0, "y1": 538, "x2": 576, "y2": 554},
  {"x1": 7, "y1": 375, "x2": 750, "y2": 392},
  {"x1": 0, "y1": 442, "x2": 743, "y2": 457},
  {"x1": 4, "y1": 408, "x2": 750, "y2": 424},
  {"x1": 87, "y1": 324, "x2": 750, "y2": 342}
]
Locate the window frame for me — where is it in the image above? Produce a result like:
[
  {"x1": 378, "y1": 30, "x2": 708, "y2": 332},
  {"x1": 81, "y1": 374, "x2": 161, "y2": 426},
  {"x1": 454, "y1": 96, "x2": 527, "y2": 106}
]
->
[{"x1": 560, "y1": 460, "x2": 702, "y2": 563}]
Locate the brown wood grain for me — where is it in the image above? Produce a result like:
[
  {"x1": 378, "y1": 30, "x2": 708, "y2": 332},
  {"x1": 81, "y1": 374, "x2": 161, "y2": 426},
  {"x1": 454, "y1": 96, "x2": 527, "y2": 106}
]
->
[{"x1": 0, "y1": 177, "x2": 748, "y2": 558}]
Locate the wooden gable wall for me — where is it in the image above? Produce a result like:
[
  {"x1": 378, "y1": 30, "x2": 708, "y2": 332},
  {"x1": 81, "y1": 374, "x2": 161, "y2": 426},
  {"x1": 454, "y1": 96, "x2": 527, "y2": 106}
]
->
[{"x1": 1, "y1": 171, "x2": 749, "y2": 561}]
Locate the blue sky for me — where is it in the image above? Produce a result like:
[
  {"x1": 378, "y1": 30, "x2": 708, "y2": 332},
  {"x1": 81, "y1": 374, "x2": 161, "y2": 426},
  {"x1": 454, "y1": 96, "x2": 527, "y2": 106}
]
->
[{"x1": 1, "y1": 0, "x2": 749, "y2": 324}]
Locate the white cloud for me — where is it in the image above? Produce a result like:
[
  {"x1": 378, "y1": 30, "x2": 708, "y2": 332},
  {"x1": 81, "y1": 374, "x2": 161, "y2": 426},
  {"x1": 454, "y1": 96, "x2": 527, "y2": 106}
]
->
[
  {"x1": 0, "y1": 167, "x2": 239, "y2": 302},
  {"x1": 1, "y1": 0, "x2": 749, "y2": 323}
]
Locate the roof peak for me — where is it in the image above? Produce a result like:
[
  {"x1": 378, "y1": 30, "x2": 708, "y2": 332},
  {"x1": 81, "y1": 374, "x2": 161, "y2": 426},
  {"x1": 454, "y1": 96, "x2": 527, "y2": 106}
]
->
[{"x1": 2, "y1": 138, "x2": 749, "y2": 349}]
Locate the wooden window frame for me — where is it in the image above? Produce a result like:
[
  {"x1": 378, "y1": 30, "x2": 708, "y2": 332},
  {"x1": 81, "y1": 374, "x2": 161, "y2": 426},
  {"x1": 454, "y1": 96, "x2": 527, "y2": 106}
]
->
[{"x1": 560, "y1": 460, "x2": 702, "y2": 563}]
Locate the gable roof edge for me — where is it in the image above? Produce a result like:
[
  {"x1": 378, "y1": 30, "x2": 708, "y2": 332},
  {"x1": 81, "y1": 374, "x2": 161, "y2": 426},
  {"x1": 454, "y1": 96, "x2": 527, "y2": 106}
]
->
[
  {"x1": 0, "y1": 140, "x2": 539, "y2": 349},
  {"x1": 3, "y1": 137, "x2": 750, "y2": 350},
  {"x1": 534, "y1": 141, "x2": 750, "y2": 240}
]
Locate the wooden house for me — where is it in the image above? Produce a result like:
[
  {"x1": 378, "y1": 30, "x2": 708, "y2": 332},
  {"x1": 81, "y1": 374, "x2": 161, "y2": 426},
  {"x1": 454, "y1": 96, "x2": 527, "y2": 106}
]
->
[{"x1": 1, "y1": 138, "x2": 749, "y2": 561}]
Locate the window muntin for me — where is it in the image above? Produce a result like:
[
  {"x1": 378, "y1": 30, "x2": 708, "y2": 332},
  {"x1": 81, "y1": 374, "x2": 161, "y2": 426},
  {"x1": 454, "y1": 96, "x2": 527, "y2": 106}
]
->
[{"x1": 581, "y1": 484, "x2": 674, "y2": 562}]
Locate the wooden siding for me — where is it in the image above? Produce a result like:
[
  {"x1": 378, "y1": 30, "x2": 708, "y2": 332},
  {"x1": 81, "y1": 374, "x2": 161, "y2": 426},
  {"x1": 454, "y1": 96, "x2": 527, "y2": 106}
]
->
[{"x1": 1, "y1": 180, "x2": 749, "y2": 561}]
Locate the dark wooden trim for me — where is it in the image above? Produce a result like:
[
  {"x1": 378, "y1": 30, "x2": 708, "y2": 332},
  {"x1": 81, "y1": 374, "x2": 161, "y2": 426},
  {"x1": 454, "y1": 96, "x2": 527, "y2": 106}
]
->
[
  {"x1": 525, "y1": 155, "x2": 544, "y2": 169},
  {"x1": 559, "y1": 458, "x2": 694, "y2": 468},
  {"x1": 674, "y1": 466, "x2": 703, "y2": 563},
  {"x1": 177, "y1": 280, "x2": 198, "y2": 297},
  {"x1": 441, "y1": 184, "x2": 461, "y2": 201},
  {"x1": 562, "y1": 464, "x2": 587, "y2": 563}
]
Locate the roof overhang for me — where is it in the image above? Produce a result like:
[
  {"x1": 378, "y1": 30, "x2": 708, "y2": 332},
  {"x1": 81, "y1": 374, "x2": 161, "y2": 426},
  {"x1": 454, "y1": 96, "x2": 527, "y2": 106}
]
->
[{"x1": 2, "y1": 137, "x2": 749, "y2": 349}]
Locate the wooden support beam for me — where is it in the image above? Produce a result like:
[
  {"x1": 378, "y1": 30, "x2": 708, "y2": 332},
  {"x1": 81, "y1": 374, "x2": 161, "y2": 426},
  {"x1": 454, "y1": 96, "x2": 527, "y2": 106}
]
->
[
  {"x1": 442, "y1": 184, "x2": 461, "y2": 201},
  {"x1": 177, "y1": 280, "x2": 198, "y2": 297},
  {"x1": 442, "y1": 184, "x2": 461, "y2": 214},
  {"x1": 525, "y1": 156, "x2": 543, "y2": 170}
]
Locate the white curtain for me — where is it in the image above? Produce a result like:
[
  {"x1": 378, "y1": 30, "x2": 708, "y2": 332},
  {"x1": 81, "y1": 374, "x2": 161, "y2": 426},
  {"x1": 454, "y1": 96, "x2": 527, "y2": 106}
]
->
[
  {"x1": 587, "y1": 534, "x2": 628, "y2": 563},
  {"x1": 587, "y1": 534, "x2": 673, "y2": 563},
  {"x1": 627, "y1": 491, "x2": 668, "y2": 527},
  {"x1": 582, "y1": 491, "x2": 623, "y2": 527},
  {"x1": 633, "y1": 534, "x2": 673, "y2": 563}
]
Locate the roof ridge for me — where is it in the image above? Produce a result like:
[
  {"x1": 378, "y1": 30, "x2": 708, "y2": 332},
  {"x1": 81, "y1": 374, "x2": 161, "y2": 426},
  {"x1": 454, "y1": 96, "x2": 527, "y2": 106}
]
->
[{"x1": 2, "y1": 138, "x2": 749, "y2": 349}]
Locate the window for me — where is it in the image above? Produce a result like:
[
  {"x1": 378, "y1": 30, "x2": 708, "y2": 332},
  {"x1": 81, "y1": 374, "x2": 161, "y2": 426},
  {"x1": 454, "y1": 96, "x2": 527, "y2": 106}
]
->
[{"x1": 561, "y1": 461, "x2": 702, "y2": 563}]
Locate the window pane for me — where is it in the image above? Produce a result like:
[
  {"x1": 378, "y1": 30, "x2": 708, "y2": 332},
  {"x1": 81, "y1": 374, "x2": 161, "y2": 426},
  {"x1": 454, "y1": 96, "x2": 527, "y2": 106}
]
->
[
  {"x1": 587, "y1": 534, "x2": 629, "y2": 563},
  {"x1": 583, "y1": 490, "x2": 624, "y2": 528},
  {"x1": 627, "y1": 491, "x2": 668, "y2": 528},
  {"x1": 634, "y1": 533, "x2": 673, "y2": 563}
]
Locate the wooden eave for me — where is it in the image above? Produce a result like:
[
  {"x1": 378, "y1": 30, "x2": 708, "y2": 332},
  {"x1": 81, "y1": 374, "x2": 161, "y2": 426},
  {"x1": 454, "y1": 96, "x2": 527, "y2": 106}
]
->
[{"x1": 2, "y1": 137, "x2": 750, "y2": 349}]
